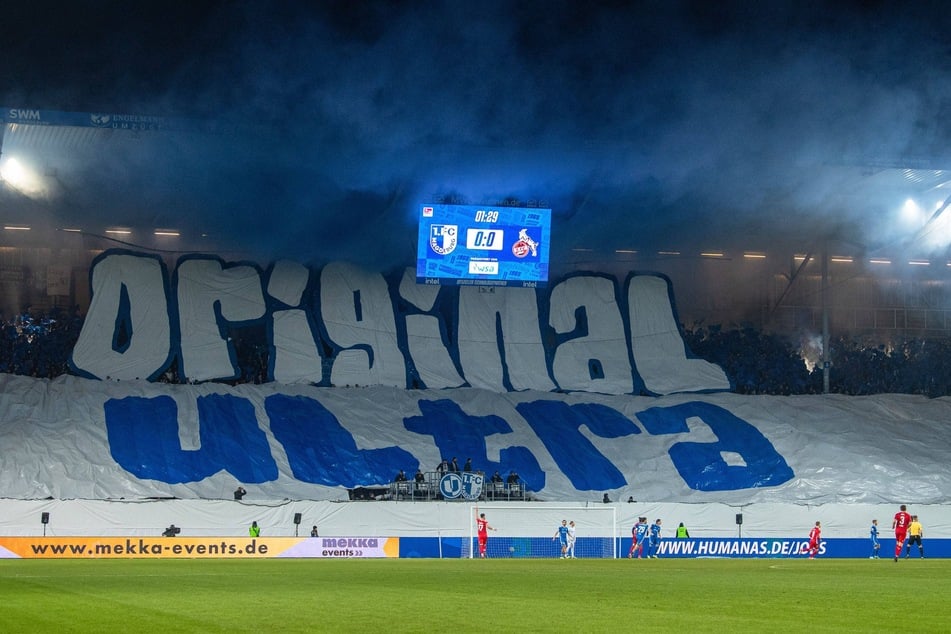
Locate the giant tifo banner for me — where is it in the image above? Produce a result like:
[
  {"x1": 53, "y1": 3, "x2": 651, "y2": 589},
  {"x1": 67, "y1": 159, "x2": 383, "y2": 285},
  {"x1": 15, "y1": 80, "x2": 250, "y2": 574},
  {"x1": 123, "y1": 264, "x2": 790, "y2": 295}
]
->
[
  {"x1": 69, "y1": 250, "x2": 730, "y2": 394},
  {"x1": 1, "y1": 249, "x2": 950, "y2": 506}
]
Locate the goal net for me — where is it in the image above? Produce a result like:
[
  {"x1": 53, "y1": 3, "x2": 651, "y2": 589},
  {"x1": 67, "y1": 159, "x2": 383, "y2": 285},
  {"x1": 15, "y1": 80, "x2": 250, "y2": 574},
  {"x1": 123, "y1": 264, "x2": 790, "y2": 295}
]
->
[{"x1": 465, "y1": 504, "x2": 618, "y2": 559}]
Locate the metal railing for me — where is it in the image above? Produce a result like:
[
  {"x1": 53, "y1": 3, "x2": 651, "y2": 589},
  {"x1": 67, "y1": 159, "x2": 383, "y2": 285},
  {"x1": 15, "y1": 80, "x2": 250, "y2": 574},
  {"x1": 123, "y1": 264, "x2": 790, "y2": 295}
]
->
[{"x1": 388, "y1": 472, "x2": 527, "y2": 501}]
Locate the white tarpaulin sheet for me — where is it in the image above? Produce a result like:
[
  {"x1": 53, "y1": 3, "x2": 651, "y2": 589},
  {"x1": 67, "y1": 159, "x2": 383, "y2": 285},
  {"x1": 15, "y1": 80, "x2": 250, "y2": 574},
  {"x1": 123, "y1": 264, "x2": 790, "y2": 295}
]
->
[{"x1": 1, "y1": 374, "x2": 949, "y2": 506}]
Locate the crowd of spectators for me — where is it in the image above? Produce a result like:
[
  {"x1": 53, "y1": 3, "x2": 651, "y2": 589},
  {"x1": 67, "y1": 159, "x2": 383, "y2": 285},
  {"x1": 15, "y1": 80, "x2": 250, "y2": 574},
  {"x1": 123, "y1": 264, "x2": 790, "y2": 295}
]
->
[
  {"x1": 682, "y1": 324, "x2": 819, "y2": 395},
  {"x1": 5, "y1": 307, "x2": 951, "y2": 397},
  {"x1": 0, "y1": 306, "x2": 83, "y2": 379},
  {"x1": 681, "y1": 325, "x2": 951, "y2": 397}
]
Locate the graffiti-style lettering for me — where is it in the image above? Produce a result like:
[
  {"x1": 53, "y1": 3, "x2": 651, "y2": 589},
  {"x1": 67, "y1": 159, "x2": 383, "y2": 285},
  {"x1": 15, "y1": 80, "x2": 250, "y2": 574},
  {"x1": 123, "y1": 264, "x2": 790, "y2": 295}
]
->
[
  {"x1": 636, "y1": 401, "x2": 794, "y2": 490},
  {"x1": 105, "y1": 394, "x2": 278, "y2": 483}
]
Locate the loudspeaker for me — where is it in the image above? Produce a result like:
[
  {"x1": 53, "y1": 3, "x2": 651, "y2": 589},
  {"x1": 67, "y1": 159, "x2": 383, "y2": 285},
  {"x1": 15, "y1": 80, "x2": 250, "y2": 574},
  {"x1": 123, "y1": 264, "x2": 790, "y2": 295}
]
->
[
  {"x1": 735, "y1": 513, "x2": 743, "y2": 525},
  {"x1": 41, "y1": 512, "x2": 50, "y2": 524},
  {"x1": 293, "y1": 512, "x2": 302, "y2": 525}
]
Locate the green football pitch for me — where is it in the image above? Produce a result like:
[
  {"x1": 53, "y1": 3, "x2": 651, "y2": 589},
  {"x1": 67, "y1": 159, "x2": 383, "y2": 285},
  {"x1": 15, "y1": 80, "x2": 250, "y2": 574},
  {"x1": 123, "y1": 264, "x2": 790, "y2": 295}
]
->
[{"x1": 1, "y1": 558, "x2": 948, "y2": 633}]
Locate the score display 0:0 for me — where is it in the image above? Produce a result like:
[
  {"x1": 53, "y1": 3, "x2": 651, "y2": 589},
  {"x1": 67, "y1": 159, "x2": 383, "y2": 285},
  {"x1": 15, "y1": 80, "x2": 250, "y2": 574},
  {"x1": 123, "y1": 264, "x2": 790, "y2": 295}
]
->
[{"x1": 466, "y1": 228, "x2": 504, "y2": 250}]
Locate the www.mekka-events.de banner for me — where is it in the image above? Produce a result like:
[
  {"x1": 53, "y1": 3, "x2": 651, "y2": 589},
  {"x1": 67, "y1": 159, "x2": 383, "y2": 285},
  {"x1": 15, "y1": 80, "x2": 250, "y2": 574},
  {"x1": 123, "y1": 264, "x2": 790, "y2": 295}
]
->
[
  {"x1": 2, "y1": 249, "x2": 951, "y2": 505},
  {"x1": 0, "y1": 536, "x2": 398, "y2": 559}
]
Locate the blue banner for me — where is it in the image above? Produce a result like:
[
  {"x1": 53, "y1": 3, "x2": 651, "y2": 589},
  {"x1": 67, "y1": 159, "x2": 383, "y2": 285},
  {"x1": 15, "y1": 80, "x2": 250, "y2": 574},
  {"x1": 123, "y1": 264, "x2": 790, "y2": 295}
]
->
[
  {"x1": 649, "y1": 537, "x2": 947, "y2": 559},
  {"x1": 396, "y1": 537, "x2": 950, "y2": 558}
]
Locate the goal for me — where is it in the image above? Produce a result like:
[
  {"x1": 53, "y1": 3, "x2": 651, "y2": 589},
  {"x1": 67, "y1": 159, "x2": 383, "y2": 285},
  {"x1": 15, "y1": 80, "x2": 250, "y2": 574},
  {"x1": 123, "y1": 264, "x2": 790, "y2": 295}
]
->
[{"x1": 465, "y1": 504, "x2": 618, "y2": 559}]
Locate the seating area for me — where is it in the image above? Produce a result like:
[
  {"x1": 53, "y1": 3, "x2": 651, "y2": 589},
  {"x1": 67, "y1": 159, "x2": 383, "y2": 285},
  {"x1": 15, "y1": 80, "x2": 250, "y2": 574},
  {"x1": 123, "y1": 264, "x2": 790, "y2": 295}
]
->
[
  {"x1": 387, "y1": 472, "x2": 528, "y2": 501},
  {"x1": 484, "y1": 480, "x2": 525, "y2": 501}
]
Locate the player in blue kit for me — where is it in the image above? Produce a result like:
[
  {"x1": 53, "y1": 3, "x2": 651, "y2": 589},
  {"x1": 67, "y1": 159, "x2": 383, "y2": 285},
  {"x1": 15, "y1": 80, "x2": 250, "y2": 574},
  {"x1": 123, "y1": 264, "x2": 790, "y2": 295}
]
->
[
  {"x1": 628, "y1": 517, "x2": 644, "y2": 558},
  {"x1": 553, "y1": 519, "x2": 569, "y2": 558},
  {"x1": 870, "y1": 519, "x2": 880, "y2": 559},
  {"x1": 647, "y1": 518, "x2": 662, "y2": 558},
  {"x1": 632, "y1": 517, "x2": 650, "y2": 558}
]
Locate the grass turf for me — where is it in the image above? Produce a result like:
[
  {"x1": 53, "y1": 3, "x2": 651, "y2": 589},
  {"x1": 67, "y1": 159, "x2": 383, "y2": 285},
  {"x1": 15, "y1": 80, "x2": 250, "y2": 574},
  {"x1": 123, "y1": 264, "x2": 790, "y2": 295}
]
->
[{"x1": 1, "y1": 557, "x2": 948, "y2": 633}]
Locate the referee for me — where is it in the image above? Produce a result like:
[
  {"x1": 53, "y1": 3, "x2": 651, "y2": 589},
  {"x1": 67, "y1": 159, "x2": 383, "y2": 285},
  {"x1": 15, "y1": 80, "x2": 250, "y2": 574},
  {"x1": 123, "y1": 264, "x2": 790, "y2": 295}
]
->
[{"x1": 905, "y1": 515, "x2": 924, "y2": 558}]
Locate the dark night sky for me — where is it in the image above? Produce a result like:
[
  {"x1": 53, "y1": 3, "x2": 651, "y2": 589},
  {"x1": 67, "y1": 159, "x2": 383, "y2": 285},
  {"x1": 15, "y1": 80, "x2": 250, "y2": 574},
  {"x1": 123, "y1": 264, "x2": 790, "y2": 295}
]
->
[{"x1": 2, "y1": 1, "x2": 951, "y2": 271}]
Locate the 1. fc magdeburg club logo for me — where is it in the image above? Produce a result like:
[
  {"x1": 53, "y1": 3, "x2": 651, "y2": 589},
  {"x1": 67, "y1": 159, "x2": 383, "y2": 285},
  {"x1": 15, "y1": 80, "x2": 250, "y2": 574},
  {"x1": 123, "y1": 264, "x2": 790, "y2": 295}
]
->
[
  {"x1": 439, "y1": 472, "x2": 484, "y2": 501},
  {"x1": 429, "y1": 225, "x2": 458, "y2": 255}
]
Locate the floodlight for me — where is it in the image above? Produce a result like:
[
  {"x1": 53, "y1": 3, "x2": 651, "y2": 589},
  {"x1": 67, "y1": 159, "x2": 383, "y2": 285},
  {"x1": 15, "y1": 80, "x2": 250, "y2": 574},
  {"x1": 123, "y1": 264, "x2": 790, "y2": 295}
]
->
[
  {"x1": 901, "y1": 198, "x2": 922, "y2": 222},
  {"x1": 0, "y1": 157, "x2": 26, "y2": 183},
  {"x1": 0, "y1": 157, "x2": 45, "y2": 196}
]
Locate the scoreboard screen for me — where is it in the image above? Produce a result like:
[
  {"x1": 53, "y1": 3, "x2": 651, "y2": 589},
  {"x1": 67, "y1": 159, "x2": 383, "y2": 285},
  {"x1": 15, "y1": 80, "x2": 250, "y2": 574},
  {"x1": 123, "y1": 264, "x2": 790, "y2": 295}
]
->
[{"x1": 416, "y1": 203, "x2": 551, "y2": 287}]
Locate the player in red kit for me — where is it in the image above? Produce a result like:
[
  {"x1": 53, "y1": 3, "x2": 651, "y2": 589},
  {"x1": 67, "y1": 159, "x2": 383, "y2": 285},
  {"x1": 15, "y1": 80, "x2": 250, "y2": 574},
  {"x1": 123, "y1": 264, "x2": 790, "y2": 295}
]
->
[
  {"x1": 807, "y1": 521, "x2": 821, "y2": 559},
  {"x1": 628, "y1": 518, "x2": 642, "y2": 558},
  {"x1": 476, "y1": 511, "x2": 496, "y2": 558},
  {"x1": 892, "y1": 504, "x2": 912, "y2": 562}
]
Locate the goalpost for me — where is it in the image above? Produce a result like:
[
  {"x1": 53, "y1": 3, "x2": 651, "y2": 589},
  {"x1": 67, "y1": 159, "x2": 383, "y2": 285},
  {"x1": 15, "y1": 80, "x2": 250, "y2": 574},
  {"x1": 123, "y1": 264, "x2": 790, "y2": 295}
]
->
[{"x1": 466, "y1": 504, "x2": 618, "y2": 559}]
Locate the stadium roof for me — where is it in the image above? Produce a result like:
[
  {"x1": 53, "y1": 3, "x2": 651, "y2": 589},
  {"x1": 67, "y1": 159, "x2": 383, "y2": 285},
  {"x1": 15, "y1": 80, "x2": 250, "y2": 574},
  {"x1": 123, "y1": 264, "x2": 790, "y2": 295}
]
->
[
  {"x1": 3, "y1": 107, "x2": 951, "y2": 274},
  {"x1": 3, "y1": 3, "x2": 951, "y2": 273}
]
